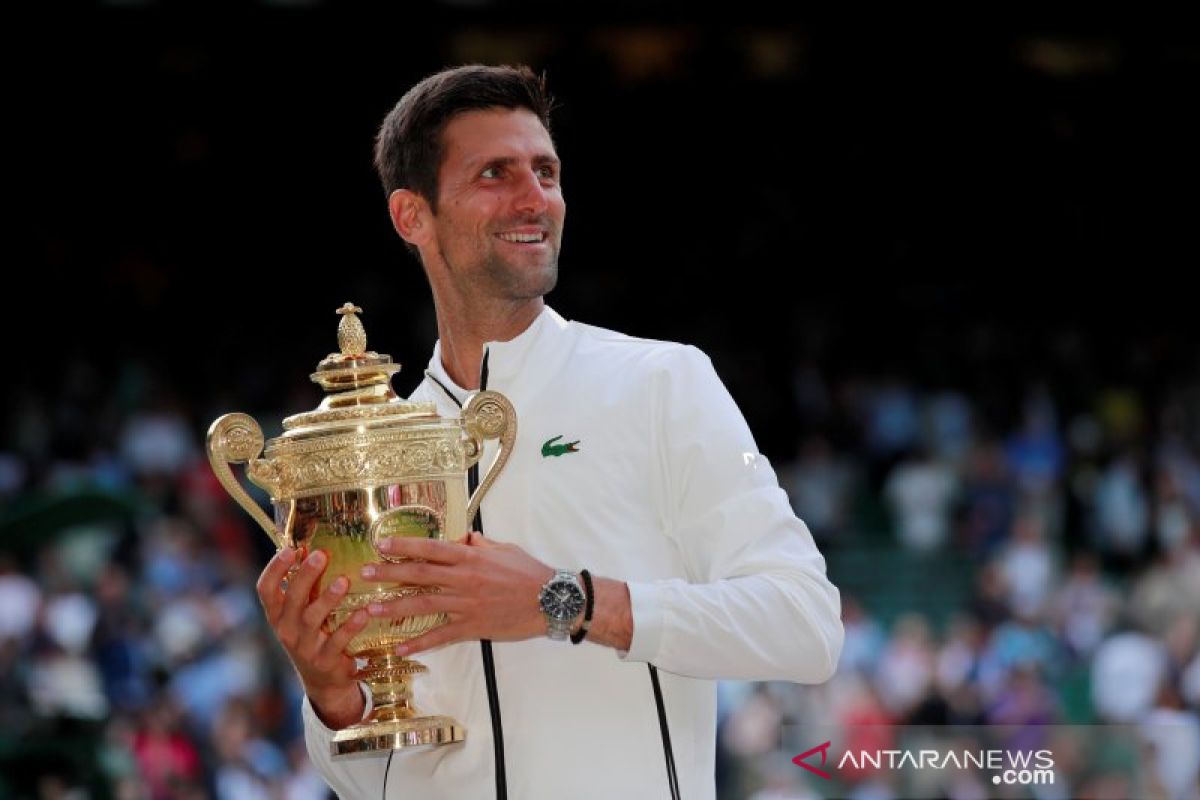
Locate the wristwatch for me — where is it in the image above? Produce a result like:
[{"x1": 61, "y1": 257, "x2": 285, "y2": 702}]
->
[{"x1": 538, "y1": 569, "x2": 586, "y2": 640}]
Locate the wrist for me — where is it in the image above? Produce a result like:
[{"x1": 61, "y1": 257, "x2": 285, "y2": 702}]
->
[
  {"x1": 586, "y1": 577, "x2": 633, "y2": 651},
  {"x1": 308, "y1": 682, "x2": 366, "y2": 730}
]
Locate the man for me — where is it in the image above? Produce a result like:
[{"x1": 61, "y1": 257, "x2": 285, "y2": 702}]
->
[{"x1": 256, "y1": 64, "x2": 843, "y2": 800}]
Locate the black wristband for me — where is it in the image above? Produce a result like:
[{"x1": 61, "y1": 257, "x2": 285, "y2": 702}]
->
[{"x1": 570, "y1": 569, "x2": 595, "y2": 645}]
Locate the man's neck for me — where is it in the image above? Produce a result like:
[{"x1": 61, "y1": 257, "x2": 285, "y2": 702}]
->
[{"x1": 434, "y1": 296, "x2": 544, "y2": 390}]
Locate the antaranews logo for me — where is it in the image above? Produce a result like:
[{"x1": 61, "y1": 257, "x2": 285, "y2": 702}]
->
[
  {"x1": 791, "y1": 741, "x2": 832, "y2": 779},
  {"x1": 792, "y1": 739, "x2": 1056, "y2": 789}
]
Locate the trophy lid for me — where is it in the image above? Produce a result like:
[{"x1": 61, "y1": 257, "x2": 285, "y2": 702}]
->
[{"x1": 279, "y1": 302, "x2": 436, "y2": 435}]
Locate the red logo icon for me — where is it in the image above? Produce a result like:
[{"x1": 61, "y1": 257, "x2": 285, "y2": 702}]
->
[{"x1": 792, "y1": 741, "x2": 833, "y2": 779}]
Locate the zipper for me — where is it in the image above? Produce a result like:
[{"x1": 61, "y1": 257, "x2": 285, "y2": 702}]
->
[
  {"x1": 427, "y1": 351, "x2": 508, "y2": 800},
  {"x1": 650, "y1": 665, "x2": 681, "y2": 800}
]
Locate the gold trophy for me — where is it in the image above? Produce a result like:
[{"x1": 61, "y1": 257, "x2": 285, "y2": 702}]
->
[{"x1": 206, "y1": 303, "x2": 515, "y2": 756}]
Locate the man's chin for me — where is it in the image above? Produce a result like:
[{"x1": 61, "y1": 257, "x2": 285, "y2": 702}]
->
[
  {"x1": 486, "y1": 258, "x2": 558, "y2": 299},
  {"x1": 532, "y1": 261, "x2": 558, "y2": 294},
  {"x1": 515, "y1": 271, "x2": 558, "y2": 300}
]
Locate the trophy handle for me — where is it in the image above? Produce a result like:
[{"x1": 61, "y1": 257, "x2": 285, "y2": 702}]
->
[
  {"x1": 206, "y1": 413, "x2": 281, "y2": 548},
  {"x1": 461, "y1": 390, "x2": 516, "y2": 525}
]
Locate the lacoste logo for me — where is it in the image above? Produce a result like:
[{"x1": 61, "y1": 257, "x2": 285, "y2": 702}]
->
[{"x1": 541, "y1": 434, "x2": 580, "y2": 458}]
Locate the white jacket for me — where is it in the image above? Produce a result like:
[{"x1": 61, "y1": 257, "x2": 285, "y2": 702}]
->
[{"x1": 303, "y1": 306, "x2": 843, "y2": 799}]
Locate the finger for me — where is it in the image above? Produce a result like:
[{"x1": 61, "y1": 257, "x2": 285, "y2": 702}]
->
[
  {"x1": 360, "y1": 559, "x2": 456, "y2": 586},
  {"x1": 377, "y1": 536, "x2": 469, "y2": 564},
  {"x1": 256, "y1": 547, "x2": 298, "y2": 623},
  {"x1": 394, "y1": 622, "x2": 468, "y2": 658},
  {"x1": 281, "y1": 549, "x2": 329, "y2": 631},
  {"x1": 316, "y1": 608, "x2": 370, "y2": 669},
  {"x1": 366, "y1": 590, "x2": 464, "y2": 620},
  {"x1": 301, "y1": 574, "x2": 352, "y2": 631}
]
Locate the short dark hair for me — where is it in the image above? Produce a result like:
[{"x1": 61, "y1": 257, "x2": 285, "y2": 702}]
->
[{"x1": 374, "y1": 64, "x2": 554, "y2": 212}]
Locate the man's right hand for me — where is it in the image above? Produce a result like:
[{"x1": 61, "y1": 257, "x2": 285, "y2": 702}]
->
[{"x1": 256, "y1": 546, "x2": 370, "y2": 729}]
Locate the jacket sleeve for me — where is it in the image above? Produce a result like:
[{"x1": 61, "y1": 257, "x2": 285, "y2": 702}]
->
[
  {"x1": 301, "y1": 685, "x2": 383, "y2": 798},
  {"x1": 618, "y1": 345, "x2": 843, "y2": 683}
]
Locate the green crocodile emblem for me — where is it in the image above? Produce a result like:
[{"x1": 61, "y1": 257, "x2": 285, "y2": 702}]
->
[{"x1": 541, "y1": 434, "x2": 581, "y2": 458}]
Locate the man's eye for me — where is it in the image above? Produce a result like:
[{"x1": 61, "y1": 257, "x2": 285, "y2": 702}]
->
[
  {"x1": 537, "y1": 166, "x2": 557, "y2": 180},
  {"x1": 481, "y1": 166, "x2": 501, "y2": 179}
]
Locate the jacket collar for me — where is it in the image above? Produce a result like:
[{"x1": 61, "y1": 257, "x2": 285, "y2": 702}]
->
[{"x1": 422, "y1": 305, "x2": 574, "y2": 409}]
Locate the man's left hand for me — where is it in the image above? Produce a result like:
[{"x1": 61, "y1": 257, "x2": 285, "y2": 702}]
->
[{"x1": 360, "y1": 531, "x2": 555, "y2": 656}]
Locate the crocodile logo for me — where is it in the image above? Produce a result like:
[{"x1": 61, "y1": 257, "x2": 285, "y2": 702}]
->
[{"x1": 541, "y1": 434, "x2": 581, "y2": 458}]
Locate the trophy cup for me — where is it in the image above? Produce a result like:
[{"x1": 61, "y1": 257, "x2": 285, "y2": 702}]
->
[{"x1": 206, "y1": 302, "x2": 515, "y2": 756}]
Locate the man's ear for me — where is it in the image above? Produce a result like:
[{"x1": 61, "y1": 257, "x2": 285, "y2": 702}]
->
[{"x1": 388, "y1": 189, "x2": 431, "y2": 246}]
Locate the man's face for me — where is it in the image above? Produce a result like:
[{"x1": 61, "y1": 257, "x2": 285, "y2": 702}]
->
[{"x1": 428, "y1": 107, "x2": 565, "y2": 301}]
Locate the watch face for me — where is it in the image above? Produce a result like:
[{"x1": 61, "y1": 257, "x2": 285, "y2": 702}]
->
[{"x1": 541, "y1": 580, "x2": 585, "y2": 621}]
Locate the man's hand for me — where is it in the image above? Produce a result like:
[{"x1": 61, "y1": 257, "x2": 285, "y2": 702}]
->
[
  {"x1": 256, "y1": 546, "x2": 370, "y2": 729},
  {"x1": 361, "y1": 532, "x2": 634, "y2": 655},
  {"x1": 360, "y1": 532, "x2": 554, "y2": 655}
]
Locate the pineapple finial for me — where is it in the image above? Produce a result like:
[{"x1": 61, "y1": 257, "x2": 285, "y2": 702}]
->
[{"x1": 336, "y1": 302, "x2": 367, "y2": 356}]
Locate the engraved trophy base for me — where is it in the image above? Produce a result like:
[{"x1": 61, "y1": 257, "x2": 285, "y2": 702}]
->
[
  {"x1": 330, "y1": 651, "x2": 466, "y2": 757},
  {"x1": 331, "y1": 713, "x2": 465, "y2": 756}
]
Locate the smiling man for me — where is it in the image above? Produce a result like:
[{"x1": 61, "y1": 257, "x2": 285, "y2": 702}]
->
[{"x1": 255, "y1": 65, "x2": 843, "y2": 800}]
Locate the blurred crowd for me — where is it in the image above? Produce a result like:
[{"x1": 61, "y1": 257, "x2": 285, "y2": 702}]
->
[
  {"x1": 721, "y1": 373, "x2": 1200, "y2": 799},
  {"x1": 1, "y1": 363, "x2": 328, "y2": 799},
  {"x1": 2, "y1": 348, "x2": 1199, "y2": 799}
]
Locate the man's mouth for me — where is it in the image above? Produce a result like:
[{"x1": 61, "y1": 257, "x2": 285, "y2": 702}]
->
[{"x1": 496, "y1": 230, "x2": 548, "y2": 244}]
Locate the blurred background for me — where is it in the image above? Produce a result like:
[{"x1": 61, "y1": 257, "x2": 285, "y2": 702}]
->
[{"x1": 7, "y1": 4, "x2": 1200, "y2": 799}]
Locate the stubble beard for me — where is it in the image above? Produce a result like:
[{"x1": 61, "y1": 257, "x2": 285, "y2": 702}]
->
[
  {"x1": 479, "y1": 245, "x2": 559, "y2": 300},
  {"x1": 433, "y1": 215, "x2": 562, "y2": 304}
]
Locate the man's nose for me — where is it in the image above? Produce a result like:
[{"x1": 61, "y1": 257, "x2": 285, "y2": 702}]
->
[{"x1": 513, "y1": 168, "x2": 550, "y2": 215}]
